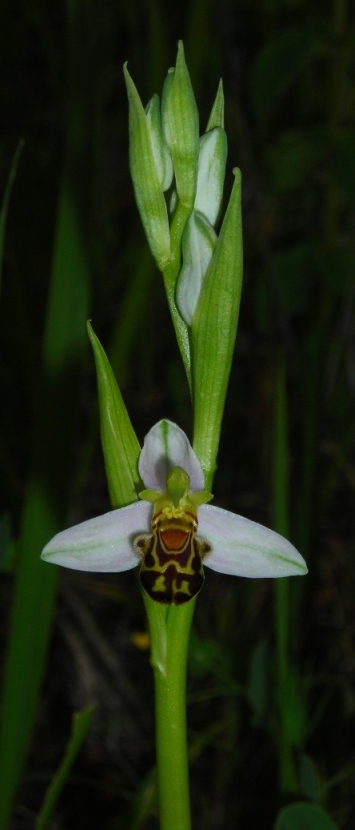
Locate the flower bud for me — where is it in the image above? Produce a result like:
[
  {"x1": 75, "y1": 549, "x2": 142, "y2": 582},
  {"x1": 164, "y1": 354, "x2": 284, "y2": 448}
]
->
[
  {"x1": 124, "y1": 64, "x2": 171, "y2": 269},
  {"x1": 206, "y1": 79, "x2": 225, "y2": 131},
  {"x1": 161, "y1": 41, "x2": 199, "y2": 210},
  {"x1": 145, "y1": 94, "x2": 173, "y2": 192},
  {"x1": 195, "y1": 127, "x2": 227, "y2": 227},
  {"x1": 176, "y1": 211, "x2": 217, "y2": 325}
]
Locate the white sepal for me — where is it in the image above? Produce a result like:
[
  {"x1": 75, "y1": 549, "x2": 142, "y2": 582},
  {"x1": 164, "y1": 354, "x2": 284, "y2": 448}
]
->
[
  {"x1": 41, "y1": 501, "x2": 151, "y2": 572},
  {"x1": 199, "y1": 504, "x2": 307, "y2": 578},
  {"x1": 139, "y1": 419, "x2": 205, "y2": 492},
  {"x1": 176, "y1": 211, "x2": 217, "y2": 325},
  {"x1": 195, "y1": 127, "x2": 227, "y2": 226}
]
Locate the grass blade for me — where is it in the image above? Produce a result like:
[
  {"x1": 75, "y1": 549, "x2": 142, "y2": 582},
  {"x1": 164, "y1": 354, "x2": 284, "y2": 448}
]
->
[
  {"x1": 35, "y1": 707, "x2": 94, "y2": 830},
  {"x1": 0, "y1": 174, "x2": 90, "y2": 829},
  {"x1": 0, "y1": 140, "x2": 24, "y2": 297}
]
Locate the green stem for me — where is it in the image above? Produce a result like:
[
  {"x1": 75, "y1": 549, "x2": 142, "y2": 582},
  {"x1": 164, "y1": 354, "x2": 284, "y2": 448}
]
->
[
  {"x1": 162, "y1": 201, "x2": 192, "y2": 391},
  {"x1": 144, "y1": 595, "x2": 196, "y2": 830},
  {"x1": 162, "y1": 262, "x2": 191, "y2": 391}
]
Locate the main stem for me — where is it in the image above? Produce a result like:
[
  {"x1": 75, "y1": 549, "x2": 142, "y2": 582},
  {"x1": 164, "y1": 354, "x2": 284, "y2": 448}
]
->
[
  {"x1": 162, "y1": 201, "x2": 192, "y2": 391},
  {"x1": 144, "y1": 597, "x2": 196, "y2": 830}
]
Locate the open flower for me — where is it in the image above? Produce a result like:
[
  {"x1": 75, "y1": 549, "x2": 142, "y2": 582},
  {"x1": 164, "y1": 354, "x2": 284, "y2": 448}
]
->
[{"x1": 41, "y1": 420, "x2": 307, "y2": 604}]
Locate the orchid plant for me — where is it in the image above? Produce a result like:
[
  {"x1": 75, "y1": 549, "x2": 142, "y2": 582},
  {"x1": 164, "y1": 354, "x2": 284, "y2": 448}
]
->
[{"x1": 41, "y1": 43, "x2": 307, "y2": 830}]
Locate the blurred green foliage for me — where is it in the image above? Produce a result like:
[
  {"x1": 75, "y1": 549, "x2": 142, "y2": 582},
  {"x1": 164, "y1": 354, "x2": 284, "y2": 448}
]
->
[{"x1": 0, "y1": 0, "x2": 354, "y2": 829}]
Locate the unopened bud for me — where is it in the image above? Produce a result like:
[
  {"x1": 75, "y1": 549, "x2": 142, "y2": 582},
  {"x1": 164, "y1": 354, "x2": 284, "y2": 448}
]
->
[
  {"x1": 145, "y1": 94, "x2": 173, "y2": 192},
  {"x1": 195, "y1": 127, "x2": 227, "y2": 227},
  {"x1": 161, "y1": 42, "x2": 199, "y2": 209},
  {"x1": 124, "y1": 64, "x2": 171, "y2": 269},
  {"x1": 176, "y1": 211, "x2": 217, "y2": 325}
]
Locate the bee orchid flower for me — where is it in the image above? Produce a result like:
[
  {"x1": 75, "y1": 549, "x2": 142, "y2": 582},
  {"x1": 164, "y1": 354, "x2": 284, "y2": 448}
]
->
[{"x1": 41, "y1": 420, "x2": 307, "y2": 604}]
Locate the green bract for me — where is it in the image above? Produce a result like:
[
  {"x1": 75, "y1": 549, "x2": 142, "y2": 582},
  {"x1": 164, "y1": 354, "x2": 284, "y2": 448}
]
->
[
  {"x1": 87, "y1": 323, "x2": 141, "y2": 508},
  {"x1": 192, "y1": 169, "x2": 243, "y2": 486},
  {"x1": 175, "y1": 125, "x2": 227, "y2": 325}
]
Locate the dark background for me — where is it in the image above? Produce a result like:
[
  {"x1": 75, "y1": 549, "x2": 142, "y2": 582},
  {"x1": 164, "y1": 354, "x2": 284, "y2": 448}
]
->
[{"x1": 0, "y1": 1, "x2": 354, "y2": 828}]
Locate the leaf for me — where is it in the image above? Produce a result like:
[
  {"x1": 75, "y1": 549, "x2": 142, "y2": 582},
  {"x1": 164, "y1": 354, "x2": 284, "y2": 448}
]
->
[
  {"x1": 274, "y1": 802, "x2": 339, "y2": 830},
  {"x1": 298, "y1": 755, "x2": 320, "y2": 802}
]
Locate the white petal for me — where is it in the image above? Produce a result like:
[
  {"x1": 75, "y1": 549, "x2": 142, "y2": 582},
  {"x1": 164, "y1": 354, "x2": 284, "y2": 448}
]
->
[
  {"x1": 199, "y1": 504, "x2": 307, "y2": 578},
  {"x1": 139, "y1": 419, "x2": 205, "y2": 491},
  {"x1": 41, "y1": 501, "x2": 151, "y2": 572}
]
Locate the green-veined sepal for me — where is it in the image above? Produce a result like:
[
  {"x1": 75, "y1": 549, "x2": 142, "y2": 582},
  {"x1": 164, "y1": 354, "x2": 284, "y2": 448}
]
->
[
  {"x1": 41, "y1": 501, "x2": 149, "y2": 571},
  {"x1": 200, "y1": 504, "x2": 308, "y2": 578}
]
